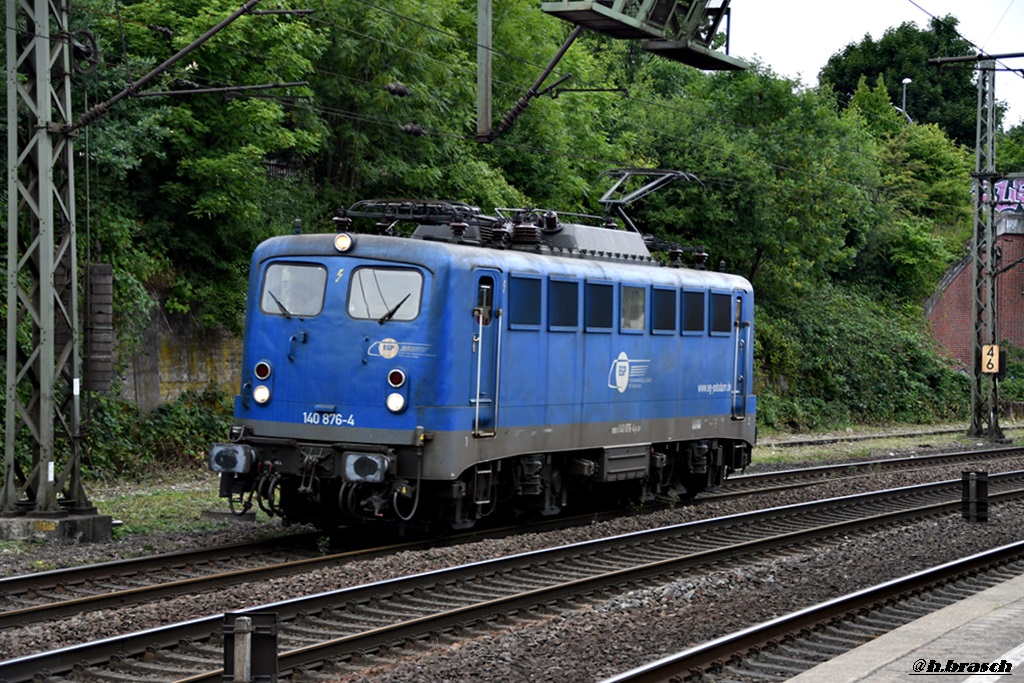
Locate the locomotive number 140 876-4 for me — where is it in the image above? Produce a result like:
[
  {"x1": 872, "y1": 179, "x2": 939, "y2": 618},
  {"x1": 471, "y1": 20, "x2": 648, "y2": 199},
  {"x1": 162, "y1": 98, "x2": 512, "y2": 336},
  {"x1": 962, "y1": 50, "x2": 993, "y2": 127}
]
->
[{"x1": 302, "y1": 412, "x2": 356, "y2": 427}]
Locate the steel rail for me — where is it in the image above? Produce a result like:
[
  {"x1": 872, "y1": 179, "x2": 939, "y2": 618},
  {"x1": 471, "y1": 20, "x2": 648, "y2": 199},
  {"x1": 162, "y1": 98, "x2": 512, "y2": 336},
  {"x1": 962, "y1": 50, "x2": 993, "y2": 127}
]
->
[
  {"x1": 725, "y1": 443, "x2": 1024, "y2": 487},
  {"x1": 0, "y1": 532, "x2": 319, "y2": 594},
  {"x1": 600, "y1": 539, "x2": 1024, "y2": 683},
  {"x1": 0, "y1": 504, "x2": 670, "y2": 629},
  {"x1": 2, "y1": 444, "x2": 1007, "y2": 630},
  {"x1": 757, "y1": 426, "x2": 971, "y2": 449},
  {"x1": 3, "y1": 474, "x2": 1023, "y2": 683},
  {"x1": 258, "y1": 488, "x2": 1024, "y2": 683},
  {"x1": 705, "y1": 444, "x2": 1024, "y2": 502},
  {"x1": 0, "y1": 537, "x2": 409, "y2": 629}
]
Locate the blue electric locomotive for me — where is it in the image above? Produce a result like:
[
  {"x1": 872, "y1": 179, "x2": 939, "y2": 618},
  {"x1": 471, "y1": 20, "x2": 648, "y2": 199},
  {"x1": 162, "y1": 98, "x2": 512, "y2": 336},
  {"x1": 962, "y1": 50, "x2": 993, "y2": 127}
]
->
[{"x1": 209, "y1": 170, "x2": 756, "y2": 529}]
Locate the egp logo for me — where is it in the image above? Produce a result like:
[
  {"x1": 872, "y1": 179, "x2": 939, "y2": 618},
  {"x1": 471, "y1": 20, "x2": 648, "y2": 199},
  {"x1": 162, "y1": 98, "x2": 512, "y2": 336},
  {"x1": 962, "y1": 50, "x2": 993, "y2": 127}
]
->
[
  {"x1": 368, "y1": 338, "x2": 400, "y2": 359},
  {"x1": 607, "y1": 352, "x2": 649, "y2": 393},
  {"x1": 367, "y1": 339, "x2": 433, "y2": 360}
]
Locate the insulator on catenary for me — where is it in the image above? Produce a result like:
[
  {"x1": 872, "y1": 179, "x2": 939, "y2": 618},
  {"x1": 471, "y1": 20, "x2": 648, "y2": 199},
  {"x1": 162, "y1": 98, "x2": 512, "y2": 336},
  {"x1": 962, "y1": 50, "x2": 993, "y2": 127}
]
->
[
  {"x1": 401, "y1": 123, "x2": 425, "y2": 136},
  {"x1": 385, "y1": 82, "x2": 411, "y2": 96}
]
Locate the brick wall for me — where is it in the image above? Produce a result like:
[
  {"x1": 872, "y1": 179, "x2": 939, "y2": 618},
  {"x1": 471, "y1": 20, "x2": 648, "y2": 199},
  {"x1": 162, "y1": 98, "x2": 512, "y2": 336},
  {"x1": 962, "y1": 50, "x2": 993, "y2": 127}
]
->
[{"x1": 928, "y1": 231, "x2": 1024, "y2": 366}]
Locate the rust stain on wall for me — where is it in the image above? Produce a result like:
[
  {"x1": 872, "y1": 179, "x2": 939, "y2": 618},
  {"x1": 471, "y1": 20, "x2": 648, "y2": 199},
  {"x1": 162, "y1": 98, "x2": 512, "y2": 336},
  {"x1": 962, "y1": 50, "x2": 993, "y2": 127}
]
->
[{"x1": 122, "y1": 312, "x2": 242, "y2": 412}]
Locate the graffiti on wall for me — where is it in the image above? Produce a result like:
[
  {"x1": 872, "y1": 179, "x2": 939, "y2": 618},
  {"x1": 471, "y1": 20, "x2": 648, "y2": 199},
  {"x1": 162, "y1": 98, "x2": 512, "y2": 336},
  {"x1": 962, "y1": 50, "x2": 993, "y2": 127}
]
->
[{"x1": 990, "y1": 178, "x2": 1024, "y2": 213}]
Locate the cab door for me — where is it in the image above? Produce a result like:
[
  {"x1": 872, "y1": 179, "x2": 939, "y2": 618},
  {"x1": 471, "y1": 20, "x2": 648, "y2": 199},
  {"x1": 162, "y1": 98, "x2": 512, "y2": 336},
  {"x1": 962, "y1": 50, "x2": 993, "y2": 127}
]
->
[
  {"x1": 731, "y1": 290, "x2": 751, "y2": 419},
  {"x1": 471, "y1": 270, "x2": 502, "y2": 436}
]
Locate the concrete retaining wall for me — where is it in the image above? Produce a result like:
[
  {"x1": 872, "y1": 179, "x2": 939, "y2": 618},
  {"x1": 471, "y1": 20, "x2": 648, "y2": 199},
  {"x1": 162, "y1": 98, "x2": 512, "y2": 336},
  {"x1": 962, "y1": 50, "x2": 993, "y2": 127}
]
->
[{"x1": 121, "y1": 311, "x2": 242, "y2": 413}]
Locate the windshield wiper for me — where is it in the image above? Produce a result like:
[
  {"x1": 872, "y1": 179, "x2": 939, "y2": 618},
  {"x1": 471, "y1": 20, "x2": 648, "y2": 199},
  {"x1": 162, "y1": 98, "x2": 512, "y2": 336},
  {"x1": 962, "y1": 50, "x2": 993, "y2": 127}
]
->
[
  {"x1": 267, "y1": 289, "x2": 293, "y2": 319},
  {"x1": 378, "y1": 293, "x2": 411, "y2": 324}
]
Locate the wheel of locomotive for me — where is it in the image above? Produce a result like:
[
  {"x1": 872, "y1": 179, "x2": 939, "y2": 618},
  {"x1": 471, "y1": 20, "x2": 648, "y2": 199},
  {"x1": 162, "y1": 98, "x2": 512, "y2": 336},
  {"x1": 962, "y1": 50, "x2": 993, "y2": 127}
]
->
[{"x1": 680, "y1": 466, "x2": 725, "y2": 499}]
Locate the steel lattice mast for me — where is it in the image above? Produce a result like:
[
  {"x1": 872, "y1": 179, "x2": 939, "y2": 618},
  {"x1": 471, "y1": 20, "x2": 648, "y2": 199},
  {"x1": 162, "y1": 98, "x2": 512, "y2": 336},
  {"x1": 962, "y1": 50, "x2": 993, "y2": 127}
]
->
[
  {"x1": 3, "y1": 0, "x2": 92, "y2": 516},
  {"x1": 3, "y1": 0, "x2": 269, "y2": 519},
  {"x1": 929, "y1": 52, "x2": 1024, "y2": 440},
  {"x1": 969, "y1": 60, "x2": 1002, "y2": 439}
]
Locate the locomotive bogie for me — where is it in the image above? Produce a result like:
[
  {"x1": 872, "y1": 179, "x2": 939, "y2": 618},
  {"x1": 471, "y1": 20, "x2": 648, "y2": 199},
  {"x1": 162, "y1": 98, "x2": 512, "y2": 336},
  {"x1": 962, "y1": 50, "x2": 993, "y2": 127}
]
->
[{"x1": 210, "y1": 201, "x2": 756, "y2": 530}]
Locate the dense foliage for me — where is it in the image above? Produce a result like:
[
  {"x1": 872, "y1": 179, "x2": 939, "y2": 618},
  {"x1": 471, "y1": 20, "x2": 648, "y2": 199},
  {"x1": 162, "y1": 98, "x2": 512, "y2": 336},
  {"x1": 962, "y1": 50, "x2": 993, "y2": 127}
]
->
[
  {"x1": 82, "y1": 387, "x2": 233, "y2": 479},
  {"x1": 19, "y1": 0, "x2": 1024, "y2": 458},
  {"x1": 756, "y1": 287, "x2": 969, "y2": 429}
]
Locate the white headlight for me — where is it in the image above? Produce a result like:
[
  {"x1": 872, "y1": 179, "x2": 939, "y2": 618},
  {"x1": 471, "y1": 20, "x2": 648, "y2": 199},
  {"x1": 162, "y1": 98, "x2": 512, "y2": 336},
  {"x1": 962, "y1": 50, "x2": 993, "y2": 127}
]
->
[
  {"x1": 386, "y1": 392, "x2": 406, "y2": 413},
  {"x1": 334, "y1": 232, "x2": 354, "y2": 252},
  {"x1": 253, "y1": 385, "x2": 271, "y2": 404}
]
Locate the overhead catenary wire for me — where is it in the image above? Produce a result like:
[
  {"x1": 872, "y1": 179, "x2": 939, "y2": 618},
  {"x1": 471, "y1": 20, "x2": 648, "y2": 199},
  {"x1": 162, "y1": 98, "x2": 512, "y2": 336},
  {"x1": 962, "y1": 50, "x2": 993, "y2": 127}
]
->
[
  {"x1": 905, "y1": 0, "x2": 1024, "y2": 78},
  {"x1": 67, "y1": 0, "x2": 268, "y2": 132}
]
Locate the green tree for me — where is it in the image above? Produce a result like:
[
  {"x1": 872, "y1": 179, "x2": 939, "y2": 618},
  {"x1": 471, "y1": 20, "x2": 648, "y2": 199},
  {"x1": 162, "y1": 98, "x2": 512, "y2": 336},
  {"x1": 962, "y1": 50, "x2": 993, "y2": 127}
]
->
[
  {"x1": 60, "y1": 0, "x2": 976, "y2": 434},
  {"x1": 819, "y1": 16, "x2": 979, "y2": 147},
  {"x1": 998, "y1": 122, "x2": 1024, "y2": 173},
  {"x1": 607, "y1": 62, "x2": 882, "y2": 304},
  {"x1": 82, "y1": 0, "x2": 328, "y2": 330},
  {"x1": 308, "y1": 0, "x2": 483, "y2": 206},
  {"x1": 308, "y1": 0, "x2": 625, "y2": 213},
  {"x1": 842, "y1": 77, "x2": 972, "y2": 302},
  {"x1": 754, "y1": 285, "x2": 967, "y2": 429}
]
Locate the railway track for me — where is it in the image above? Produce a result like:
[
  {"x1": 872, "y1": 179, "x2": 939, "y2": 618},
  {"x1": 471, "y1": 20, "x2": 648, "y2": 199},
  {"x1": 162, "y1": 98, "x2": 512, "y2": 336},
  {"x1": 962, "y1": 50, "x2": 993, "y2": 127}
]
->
[
  {"x1": 4, "y1": 472, "x2": 1024, "y2": 682},
  {"x1": 756, "y1": 425, "x2": 969, "y2": 449},
  {"x1": 711, "y1": 443, "x2": 1024, "y2": 500},
  {"x1": 0, "y1": 508, "x2": 628, "y2": 630},
  {"x1": 1, "y1": 446, "x2": 1017, "y2": 635},
  {"x1": 602, "y1": 541, "x2": 1024, "y2": 682},
  {"x1": 0, "y1": 532, "x2": 323, "y2": 628}
]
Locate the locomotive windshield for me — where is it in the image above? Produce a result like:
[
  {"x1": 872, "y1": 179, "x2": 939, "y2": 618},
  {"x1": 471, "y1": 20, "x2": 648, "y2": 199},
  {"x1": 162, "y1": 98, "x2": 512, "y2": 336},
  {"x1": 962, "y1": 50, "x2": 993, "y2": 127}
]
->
[
  {"x1": 260, "y1": 263, "x2": 327, "y2": 318},
  {"x1": 348, "y1": 267, "x2": 423, "y2": 322}
]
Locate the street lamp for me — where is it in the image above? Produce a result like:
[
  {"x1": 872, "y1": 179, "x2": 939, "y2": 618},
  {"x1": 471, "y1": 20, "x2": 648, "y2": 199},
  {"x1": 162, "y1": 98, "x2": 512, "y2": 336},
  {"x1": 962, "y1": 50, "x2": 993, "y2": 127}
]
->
[{"x1": 902, "y1": 77, "x2": 912, "y2": 119}]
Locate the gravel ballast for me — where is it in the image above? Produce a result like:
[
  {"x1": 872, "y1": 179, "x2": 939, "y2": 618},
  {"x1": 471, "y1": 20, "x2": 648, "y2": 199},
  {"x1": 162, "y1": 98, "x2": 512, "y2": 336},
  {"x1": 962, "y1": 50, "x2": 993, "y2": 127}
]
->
[{"x1": 1, "y1": 443, "x2": 1022, "y2": 681}]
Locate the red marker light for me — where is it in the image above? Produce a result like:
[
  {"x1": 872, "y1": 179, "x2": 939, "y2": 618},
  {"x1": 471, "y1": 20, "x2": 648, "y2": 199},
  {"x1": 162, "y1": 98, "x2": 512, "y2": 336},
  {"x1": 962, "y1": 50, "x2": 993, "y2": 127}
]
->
[
  {"x1": 388, "y1": 369, "x2": 406, "y2": 388},
  {"x1": 254, "y1": 361, "x2": 272, "y2": 381}
]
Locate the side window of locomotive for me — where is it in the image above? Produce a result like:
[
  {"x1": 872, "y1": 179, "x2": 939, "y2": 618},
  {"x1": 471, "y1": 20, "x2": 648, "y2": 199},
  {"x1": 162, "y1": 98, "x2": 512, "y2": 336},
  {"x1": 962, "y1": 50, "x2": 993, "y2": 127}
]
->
[
  {"x1": 347, "y1": 268, "x2": 423, "y2": 322},
  {"x1": 585, "y1": 281, "x2": 613, "y2": 332},
  {"x1": 620, "y1": 285, "x2": 645, "y2": 333},
  {"x1": 681, "y1": 290, "x2": 705, "y2": 335},
  {"x1": 651, "y1": 287, "x2": 676, "y2": 334},
  {"x1": 710, "y1": 292, "x2": 733, "y2": 335},
  {"x1": 509, "y1": 274, "x2": 542, "y2": 329},
  {"x1": 260, "y1": 263, "x2": 327, "y2": 318},
  {"x1": 548, "y1": 278, "x2": 579, "y2": 331}
]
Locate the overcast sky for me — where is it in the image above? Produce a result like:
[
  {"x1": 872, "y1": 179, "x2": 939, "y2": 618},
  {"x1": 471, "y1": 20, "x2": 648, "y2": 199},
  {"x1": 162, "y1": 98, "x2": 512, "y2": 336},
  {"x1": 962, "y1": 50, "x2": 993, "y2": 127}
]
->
[{"x1": 728, "y1": 0, "x2": 1024, "y2": 129}]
